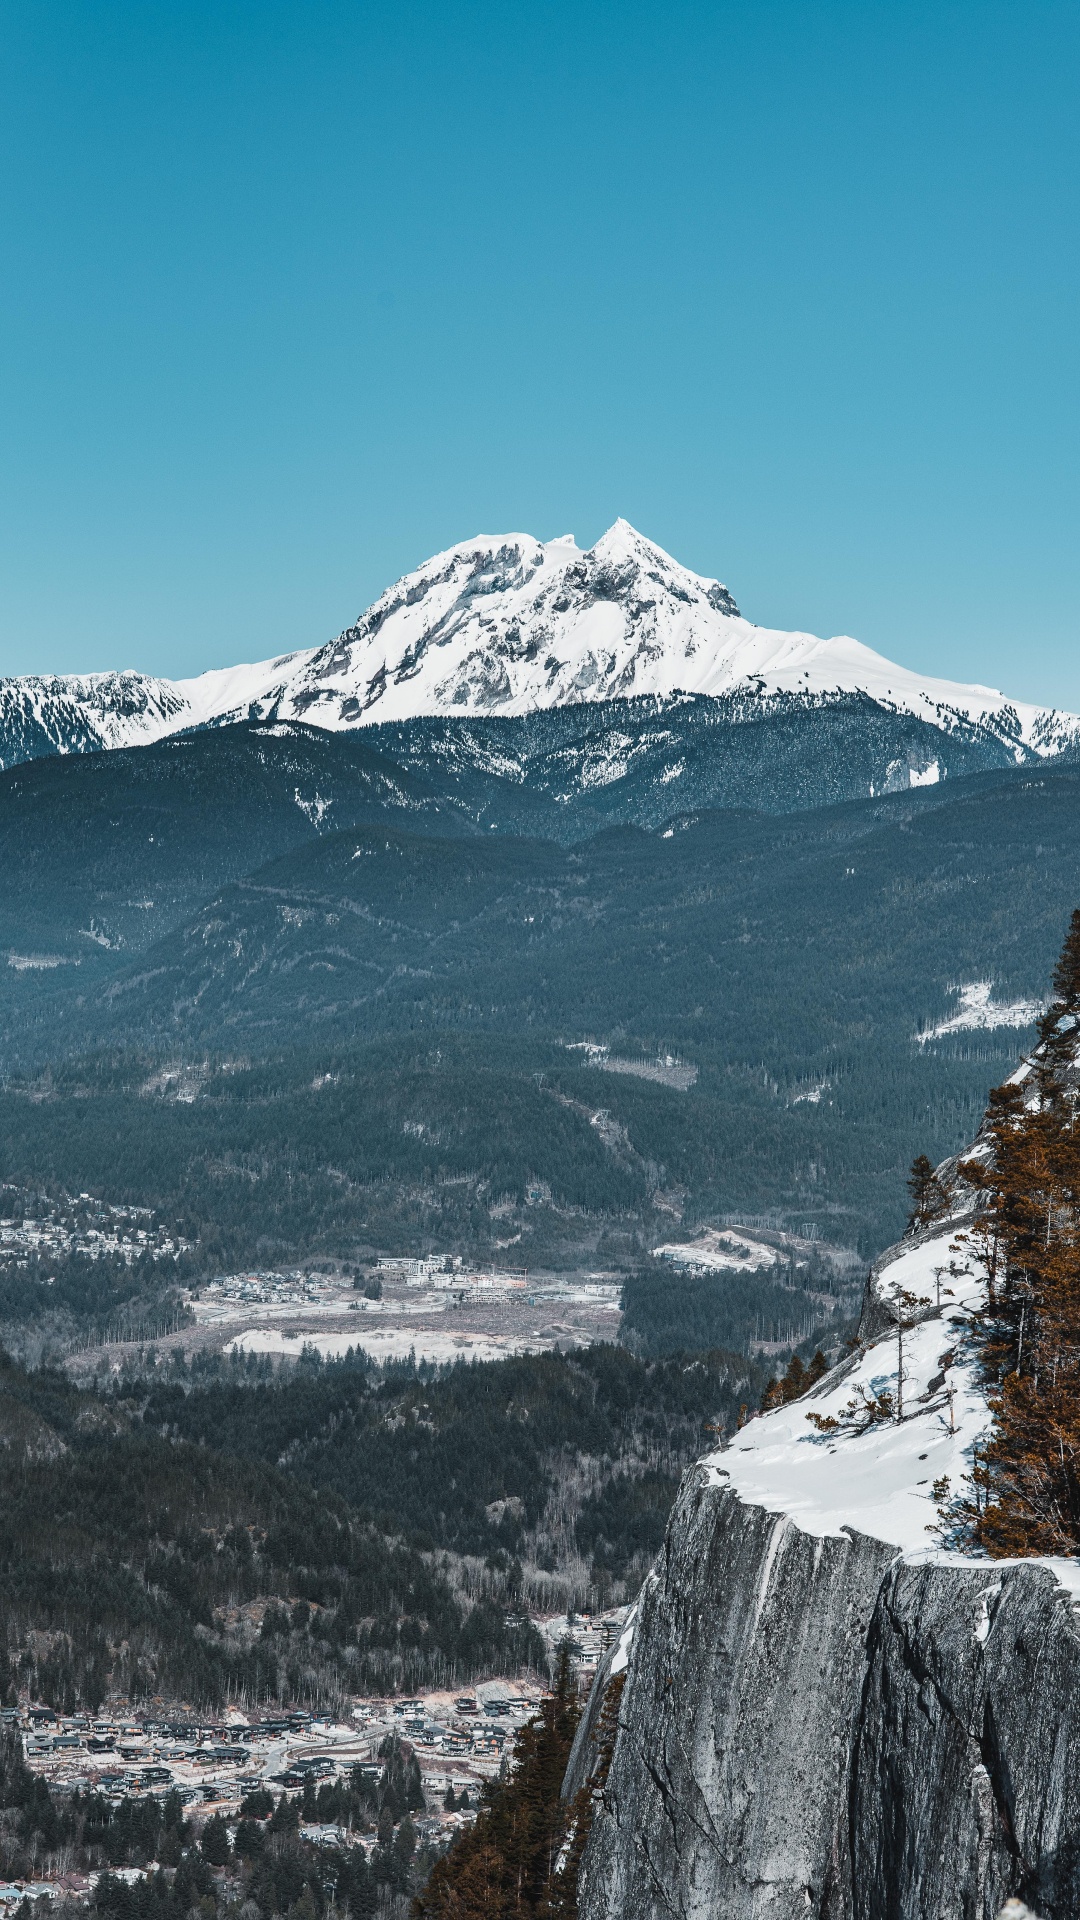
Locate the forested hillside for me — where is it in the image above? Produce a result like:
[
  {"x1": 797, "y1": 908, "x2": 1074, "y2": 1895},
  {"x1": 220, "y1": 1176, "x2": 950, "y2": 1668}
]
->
[
  {"x1": 0, "y1": 1340, "x2": 760, "y2": 1712},
  {"x1": 0, "y1": 1352, "x2": 538, "y2": 1711},
  {"x1": 5, "y1": 761, "x2": 1080, "y2": 1261},
  {"x1": 0, "y1": 694, "x2": 1026, "y2": 992}
]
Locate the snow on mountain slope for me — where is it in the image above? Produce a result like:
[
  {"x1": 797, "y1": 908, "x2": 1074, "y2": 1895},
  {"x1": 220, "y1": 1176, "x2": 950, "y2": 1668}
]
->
[
  {"x1": 170, "y1": 649, "x2": 315, "y2": 727},
  {"x1": 193, "y1": 519, "x2": 1080, "y2": 749},
  {"x1": 0, "y1": 656, "x2": 313, "y2": 770},
  {"x1": 711, "y1": 1229, "x2": 989, "y2": 1558},
  {"x1": 2, "y1": 520, "x2": 1078, "y2": 766},
  {"x1": 708, "y1": 1129, "x2": 1080, "y2": 1595},
  {"x1": 0, "y1": 671, "x2": 189, "y2": 765}
]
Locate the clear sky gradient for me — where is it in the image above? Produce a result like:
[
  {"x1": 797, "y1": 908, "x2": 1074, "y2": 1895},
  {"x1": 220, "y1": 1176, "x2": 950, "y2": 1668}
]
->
[{"x1": 1, "y1": 2, "x2": 1077, "y2": 704}]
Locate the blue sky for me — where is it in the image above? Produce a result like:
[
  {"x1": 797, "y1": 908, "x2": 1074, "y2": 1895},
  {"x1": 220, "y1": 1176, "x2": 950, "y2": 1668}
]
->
[{"x1": 1, "y1": 1, "x2": 1077, "y2": 703}]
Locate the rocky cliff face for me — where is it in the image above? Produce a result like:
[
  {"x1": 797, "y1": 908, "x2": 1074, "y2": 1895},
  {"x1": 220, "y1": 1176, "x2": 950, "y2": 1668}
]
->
[
  {"x1": 571, "y1": 1474, "x2": 1080, "y2": 1919},
  {"x1": 569, "y1": 1207, "x2": 1080, "y2": 1919},
  {"x1": 570, "y1": 1480, "x2": 895, "y2": 1918}
]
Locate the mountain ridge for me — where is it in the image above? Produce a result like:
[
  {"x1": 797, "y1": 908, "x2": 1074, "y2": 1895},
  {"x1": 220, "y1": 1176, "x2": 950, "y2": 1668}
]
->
[
  {"x1": 3, "y1": 520, "x2": 1078, "y2": 770},
  {"x1": 6, "y1": 747, "x2": 1080, "y2": 1255}
]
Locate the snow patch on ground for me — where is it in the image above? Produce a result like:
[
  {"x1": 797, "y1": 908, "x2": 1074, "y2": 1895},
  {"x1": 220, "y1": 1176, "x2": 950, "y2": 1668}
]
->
[
  {"x1": 707, "y1": 1220, "x2": 1080, "y2": 1600},
  {"x1": 709, "y1": 1231, "x2": 984, "y2": 1553},
  {"x1": 227, "y1": 1327, "x2": 552, "y2": 1365},
  {"x1": 653, "y1": 1229, "x2": 781, "y2": 1273},
  {"x1": 916, "y1": 981, "x2": 1043, "y2": 1043},
  {"x1": 790, "y1": 1081, "x2": 829, "y2": 1105}
]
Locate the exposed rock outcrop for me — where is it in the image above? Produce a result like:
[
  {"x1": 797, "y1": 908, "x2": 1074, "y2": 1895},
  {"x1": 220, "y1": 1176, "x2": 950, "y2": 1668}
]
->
[
  {"x1": 571, "y1": 1470, "x2": 1080, "y2": 1919},
  {"x1": 571, "y1": 1477, "x2": 894, "y2": 1918},
  {"x1": 569, "y1": 1187, "x2": 1080, "y2": 1920},
  {"x1": 853, "y1": 1557, "x2": 1080, "y2": 1918}
]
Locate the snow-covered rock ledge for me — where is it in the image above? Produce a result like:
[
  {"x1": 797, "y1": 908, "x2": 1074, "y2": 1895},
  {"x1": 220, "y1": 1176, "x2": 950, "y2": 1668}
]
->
[{"x1": 568, "y1": 1215, "x2": 1080, "y2": 1919}]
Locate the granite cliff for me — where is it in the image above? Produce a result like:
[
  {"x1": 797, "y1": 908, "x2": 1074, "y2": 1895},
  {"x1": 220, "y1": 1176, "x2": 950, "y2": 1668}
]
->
[{"x1": 566, "y1": 1153, "x2": 1080, "y2": 1918}]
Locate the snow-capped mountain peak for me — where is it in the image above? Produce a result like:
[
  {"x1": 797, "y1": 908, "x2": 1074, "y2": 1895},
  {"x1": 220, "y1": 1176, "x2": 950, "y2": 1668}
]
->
[
  {"x1": 1, "y1": 521, "x2": 1077, "y2": 768},
  {"x1": 271, "y1": 520, "x2": 742, "y2": 726}
]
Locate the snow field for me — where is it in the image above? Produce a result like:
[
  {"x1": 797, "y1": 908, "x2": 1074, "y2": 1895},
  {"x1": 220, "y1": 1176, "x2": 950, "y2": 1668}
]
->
[
  {"x1": 5, "y1": 521, "x2": 1076, "y2": 751},
  {"x1": 706, "y1": 1224, "x2": 1080, "y2": 1600},
  {"x1": 226, "y1": 1326, "x2": 552, "y2": 1365}
]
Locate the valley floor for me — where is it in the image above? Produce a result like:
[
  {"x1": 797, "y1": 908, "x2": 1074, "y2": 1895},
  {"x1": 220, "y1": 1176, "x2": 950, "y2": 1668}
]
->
[{"x1": 64, "y1": 1265, "x2": 624, "y2": 1378}]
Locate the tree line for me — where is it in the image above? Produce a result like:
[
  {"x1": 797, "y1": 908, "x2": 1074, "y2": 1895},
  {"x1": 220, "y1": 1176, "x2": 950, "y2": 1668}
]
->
[{"x1": 950, "y1": 908, "x2": 1080, "y2": 1553}]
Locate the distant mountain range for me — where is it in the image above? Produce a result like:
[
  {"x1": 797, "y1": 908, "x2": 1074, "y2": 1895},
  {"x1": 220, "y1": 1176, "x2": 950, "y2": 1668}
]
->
[
  {"x1": 3, "y1": 524, "x2": 1079, "y2": 1260},
  {"x1": 2, "y1": 730, "x2": 1078, "y2": 1256},
  {"x1": 3, "y1": 521, "x2": 1078, "y2": 773}
]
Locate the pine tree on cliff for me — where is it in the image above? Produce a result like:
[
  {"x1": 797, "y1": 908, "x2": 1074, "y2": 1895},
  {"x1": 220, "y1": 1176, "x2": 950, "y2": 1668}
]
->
[
  {"x1": 413, "y1": 1646, "x2": 580, "y2": 1920},
  {"x1": 1039, "y1": 904, "x2": 1080, "y2": 1064},
  {"x1": 962, "y1": 911, "x2": 1080, "y2": 1555},
  {"x1": 760, "y1": 1351, "x2": 827, "y2": 1412},
  {"x1": 907, "y1": 1154, "x2": 949, "y2": 1231}
]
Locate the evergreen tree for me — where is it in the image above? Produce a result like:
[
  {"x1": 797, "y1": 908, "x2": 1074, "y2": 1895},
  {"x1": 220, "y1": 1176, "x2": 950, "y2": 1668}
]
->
[
  {"x1": 396, "y1": 1816, "x2": 417, "y2": 1873},
  {"x1": 1038, "y1": 903, "x2": 1080, "y2": 1081},
  {"x1": 427, "y1": 1844, "x2": 510, "y2": 1919},
  {"x1": 804, "y1": 1349, "x2": 828, "y2": 1389},
  {"x1": 414, "y1": 1647, "x2": 581, "y2": 1919},
  {"x1": 761, "y1": 1350, "x2": 828, "y2": 1412},
  {"x1": 540, "y1": 1672, "x2": 625, "y2": 1920},
  {"x1": 960, "y1": 909, "x2": 1080, "y2": 1553},
  {"x1": 200, "y1": 1815, "x2": 231, "y2": 1867},
  {"x1": 907, "y1": 1153, "x2": 948, "y2": 1231}
]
